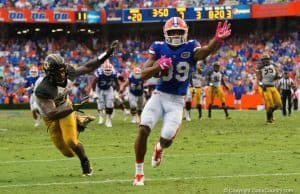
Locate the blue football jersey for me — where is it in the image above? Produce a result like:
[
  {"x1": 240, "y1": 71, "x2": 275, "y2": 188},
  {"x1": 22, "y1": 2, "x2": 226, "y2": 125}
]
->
[
  {"x1": 149, "y1": 40, "x2": 200, "y2": 96},
  {"x1": 25, "y1": 76, "x2": 40, "y2": 94},
  {"x1": 95, "y1": 68, "x2": 118, "y2": 90},
  {"x1": 129, "y1": 75, "x2": 144, "y2": 96}
]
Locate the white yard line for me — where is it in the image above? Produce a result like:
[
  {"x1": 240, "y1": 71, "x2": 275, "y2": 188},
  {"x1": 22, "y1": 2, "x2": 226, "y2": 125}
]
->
[
  {"x1": 0, "y1": 172, "x2": 299, "y2": 188},
  {"x1": 0, "y1": 150, "x2": 298, "y2": 164}
]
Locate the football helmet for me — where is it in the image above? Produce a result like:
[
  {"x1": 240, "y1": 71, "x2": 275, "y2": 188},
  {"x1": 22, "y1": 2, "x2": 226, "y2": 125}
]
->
[
  {"x1": 29, "y1": 66, "x2": 39, "y2": 78},
  {"x1": 133, "y1": 67, "x2": 142, "y2": 79},
  {"x1": 261, "y1": 53, "x2": 270, "y2": 66},
  {"x1": 163, "y1": 17, "x2": 188, "y2": 47},
  {"x1": 261, "y1": 53, "x2": 270, "y2": 61},
  {"x1": 213, "y1": 63, "x2": 220, "y2": 72},
  {"x1": 43, "y1": 54, "x2": 67, "y2": 86},
  {"x1": 102, "y1": 60, "x2": 113, "y2": 76}
]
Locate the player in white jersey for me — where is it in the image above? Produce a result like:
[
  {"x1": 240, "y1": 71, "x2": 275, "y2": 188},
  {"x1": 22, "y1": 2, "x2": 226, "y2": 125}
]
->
[
  {"x1": 257, "y1": 54, "x2": 282, "y2": 123},
  {"x1": 191, "y1": 68, "x2": 204, "y2": 119},
  {"x1": 206, "y1": 63, "x2": 230, "y2": 119},
  {"x1": 133, "y1": 17, "x2": 231, "y2": 186}
]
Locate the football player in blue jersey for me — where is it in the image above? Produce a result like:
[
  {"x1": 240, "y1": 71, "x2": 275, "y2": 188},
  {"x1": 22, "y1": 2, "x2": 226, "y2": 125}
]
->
[
  {"x1": 93, "y1": 60, "x2": 124, "y2": 127},
  {"x1": 132, "y1": 17, "x2": 231, "y2": 186},
  {"x1": 121, "y1": 67, "x2": 145, "y2": 123},
  {"x1": 25, "y1": 66, "x2": 41, "y2": 127}
]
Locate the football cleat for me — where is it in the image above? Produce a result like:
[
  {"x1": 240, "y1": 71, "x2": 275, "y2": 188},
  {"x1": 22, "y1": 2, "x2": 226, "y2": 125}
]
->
[
  {"x1": 81, "y1": 159, "x2": 93, "y2": 176},
  {"x1": 265, "y1": 120, "x2": 274, "y2": 125},
  {"x1": 34, "y1": 122, "x2": 40, "y2": 128},
  {"x1": 105, "y1": 118, "x2": 112, "y2": 128},
  {"x1": 131, "y1": 116, "x2": 137, "y2": 124},
  {"x1": 98, "y1": 116, "x2": 104, "y2": 124},
  {"x1": 151, "y1": 145, "x2": 163, "y2": 168},
  {"x1": 133, "y1": 174, "x2": 144, "y2": 186}
]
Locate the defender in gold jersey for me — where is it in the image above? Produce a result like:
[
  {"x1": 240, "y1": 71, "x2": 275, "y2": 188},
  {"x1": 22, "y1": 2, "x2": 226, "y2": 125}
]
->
[
  {"x1": 206, "y1": 63, "x2": 230, "y2": 119},
  {"x1": 256, "y1": 54, "x2": 282, "y2": 124},
  {"x1": 35, "y1": 40, "x2": 119, "y2": 176}
]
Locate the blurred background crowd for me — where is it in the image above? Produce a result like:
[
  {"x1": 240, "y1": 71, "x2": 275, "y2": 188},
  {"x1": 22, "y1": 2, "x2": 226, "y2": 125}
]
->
[
  {"x1": 0, "y1": 28, "x2": 299, "y2": 104},
  {"x1": 0, "y1": 0, "x2": 299, "y2": 104}
]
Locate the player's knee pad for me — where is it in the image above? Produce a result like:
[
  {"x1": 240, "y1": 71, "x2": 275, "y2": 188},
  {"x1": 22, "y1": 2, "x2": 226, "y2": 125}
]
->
[
  {"x1": 185, "y1": 101, "x2": 191, "y2": 110},
  {"x1": 105, "y1": 108, "x2": 113, "y2": 115},
  {"x1": 160, "y1": 138, "x2": 173, "y2": 148},
  {"x1": 131, "y1": 107, "x2": 137, "y2": 115},
  {"x1": 139, "y1": 125, "x2": 151, "y2": 137}
]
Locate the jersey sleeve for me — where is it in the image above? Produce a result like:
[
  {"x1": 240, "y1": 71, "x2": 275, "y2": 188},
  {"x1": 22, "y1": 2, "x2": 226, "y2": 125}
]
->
[
  {"x1": 192, "y1": 40, "x2": 201, "y2": 53},
  {"x1": 149, "y1": 41, "x2": 162, "y2": 59}
]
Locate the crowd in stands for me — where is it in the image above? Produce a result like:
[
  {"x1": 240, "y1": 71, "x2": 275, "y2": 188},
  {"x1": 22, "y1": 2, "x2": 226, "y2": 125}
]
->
[
  {"x1": 0, "y1": 0, "x2": 296, "y2": 10},
  {"x1": 0, "y1": 29, "x2": 299, "y2": 104}
]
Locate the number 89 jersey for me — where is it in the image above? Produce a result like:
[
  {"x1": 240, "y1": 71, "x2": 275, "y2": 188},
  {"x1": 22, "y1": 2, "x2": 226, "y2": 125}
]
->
[{"x1": 149, "y1": 40, "x2": 200, "y2": 96}]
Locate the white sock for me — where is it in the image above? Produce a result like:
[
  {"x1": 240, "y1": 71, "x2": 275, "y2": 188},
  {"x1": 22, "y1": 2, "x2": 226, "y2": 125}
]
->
[
  {"x1": 135, "y1": 162, "x2": 144, "y2": 175},
  {"x1": 98, "y1": 110, "x2": 104, "y2": 118},
  {"x1": 155, "y1": 142, "x2": 162, "y2": 151}
]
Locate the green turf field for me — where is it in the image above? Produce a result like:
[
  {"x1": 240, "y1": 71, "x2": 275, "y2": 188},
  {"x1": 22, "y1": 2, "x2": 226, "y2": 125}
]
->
[{"x1": 0, "y1": 109, "x2": 299, "y2": 194}]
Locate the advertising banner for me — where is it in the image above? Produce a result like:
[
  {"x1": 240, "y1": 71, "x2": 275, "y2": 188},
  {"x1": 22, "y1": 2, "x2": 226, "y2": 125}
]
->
[
  {"x1": 232, "y1": 5, "x2": 251, "y2": 19},
  {"x1": 106, "y1": 9, "x2": 122, "y2": 23},
  {"x1": 0, "y1": 9, "x2": 7, "y2": 22},
  {"x1": 251, "y1": 1, "x2": 300, "y2": 18},
  {"x1": 0, "y1": 9, "x2": 75, "y2": 23},
  {"x1": 86, "y1": 11, "x2": 100, "y2": 23},
  {"x1": 52, "y1": 10, "x2": 75, "y2": 23}
]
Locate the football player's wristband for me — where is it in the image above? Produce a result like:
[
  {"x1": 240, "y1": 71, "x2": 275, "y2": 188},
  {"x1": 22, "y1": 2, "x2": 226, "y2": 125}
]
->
[{"x1": 214, "y1": 36, "x2": 224, "y2": 44}]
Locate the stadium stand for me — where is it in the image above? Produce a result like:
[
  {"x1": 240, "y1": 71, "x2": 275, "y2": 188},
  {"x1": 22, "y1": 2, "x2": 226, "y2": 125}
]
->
[{"x1": 0, "y1": 29, "x2": 299, "y2": 104}]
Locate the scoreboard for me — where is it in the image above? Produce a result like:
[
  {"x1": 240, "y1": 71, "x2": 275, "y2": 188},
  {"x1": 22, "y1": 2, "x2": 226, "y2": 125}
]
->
[{"x1": 122, "y1": 6, "x2": 233, "y2": 23}]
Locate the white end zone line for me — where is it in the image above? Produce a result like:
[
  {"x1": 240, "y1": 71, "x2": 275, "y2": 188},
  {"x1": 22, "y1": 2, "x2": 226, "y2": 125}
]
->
[
  {"x1": 0, "y1": 172, "x2": 299, "y2": 188},
  {"x1": 0, "y1": 150, "x2": 299, "y2": 164}
]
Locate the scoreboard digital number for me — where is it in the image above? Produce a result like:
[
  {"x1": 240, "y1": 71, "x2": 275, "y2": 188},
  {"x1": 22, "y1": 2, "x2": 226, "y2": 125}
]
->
[
  {"x1": 204, "y1": 6, "x2": 232, "y2": 20},
  {"x1": 122, "y1": 6, "x2": 232, "y2": 23},
  {"x1": 76, "y1": 11, "x2": 87, "y2": 22}
]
